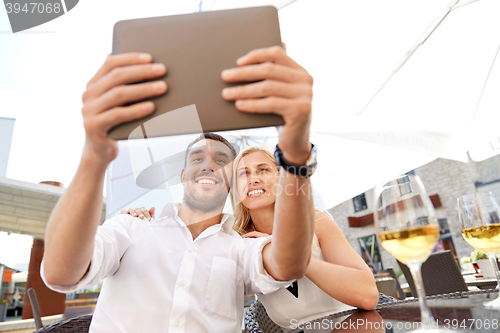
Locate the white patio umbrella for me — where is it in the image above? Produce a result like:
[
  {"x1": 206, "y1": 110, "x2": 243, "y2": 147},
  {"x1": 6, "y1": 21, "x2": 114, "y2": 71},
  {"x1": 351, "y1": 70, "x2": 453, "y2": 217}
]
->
[
  {"x1": 214, "y1": 0, "x2": 500, "y2": 162},
  {"x1": 106, "y1": 0, "x2": 500, "y2": 217},
  {"x1": 2, "y1": 0, "x2": 490, "y2": 216}
]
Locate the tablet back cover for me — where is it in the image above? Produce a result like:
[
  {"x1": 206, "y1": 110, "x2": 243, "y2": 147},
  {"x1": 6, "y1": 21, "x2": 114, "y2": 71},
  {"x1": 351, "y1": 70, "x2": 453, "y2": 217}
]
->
[{"x1": 110, "y1": 6, "x2": 284, "y2": 140}]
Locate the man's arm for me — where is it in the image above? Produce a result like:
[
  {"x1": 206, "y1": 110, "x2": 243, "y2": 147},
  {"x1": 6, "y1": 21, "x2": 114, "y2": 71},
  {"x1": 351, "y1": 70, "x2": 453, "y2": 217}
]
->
[
  {"x1": 43, "y1": 53, "x2": 167, "y2": 286},
  {"x1": 263, "y1": 167, "x2": 314, "y2": 281},
  {"x1": 222, "y1": 46, "x2": 314, "y2": 281}
]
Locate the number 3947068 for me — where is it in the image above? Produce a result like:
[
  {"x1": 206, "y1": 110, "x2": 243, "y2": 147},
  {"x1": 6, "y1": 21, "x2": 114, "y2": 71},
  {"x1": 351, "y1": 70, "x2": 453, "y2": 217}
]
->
[
  {"x1": 443, "y1": 319, "x2": 498, "y2": 330},
  {"x1": 5, "y1": 2, "x2": 62, "y2": 14}
]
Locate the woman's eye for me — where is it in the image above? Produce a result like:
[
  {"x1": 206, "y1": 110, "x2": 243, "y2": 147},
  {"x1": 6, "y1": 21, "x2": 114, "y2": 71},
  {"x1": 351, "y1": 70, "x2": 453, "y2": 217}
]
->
[{"x1": 259, "y1": 168, "x2": 269, "y2": 173}]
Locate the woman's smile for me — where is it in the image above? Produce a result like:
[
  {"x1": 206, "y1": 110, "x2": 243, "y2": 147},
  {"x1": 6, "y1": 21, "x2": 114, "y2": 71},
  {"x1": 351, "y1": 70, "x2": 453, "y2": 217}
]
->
[
  {"x1": 247, "y1": 187, "x2": 267, "y2": 198},
  {"x1": 236, "y1": 151, "x2": 279, "y2": 209}
]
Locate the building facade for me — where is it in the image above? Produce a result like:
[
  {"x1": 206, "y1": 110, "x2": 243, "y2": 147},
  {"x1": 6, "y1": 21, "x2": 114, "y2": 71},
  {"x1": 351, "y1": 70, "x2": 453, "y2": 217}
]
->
[{"x1": 327, "y1": 154, "x2": 500, "y2": 273}]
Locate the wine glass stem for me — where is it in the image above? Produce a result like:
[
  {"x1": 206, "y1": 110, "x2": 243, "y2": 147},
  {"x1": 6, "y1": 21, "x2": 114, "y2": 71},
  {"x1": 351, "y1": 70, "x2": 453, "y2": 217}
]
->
[
  {"x1": 409, "y1": 263, "x2": 435, "y2": 329},
  {"x1": 488, "y1": 255, "x2": 500, "y2": 289}
]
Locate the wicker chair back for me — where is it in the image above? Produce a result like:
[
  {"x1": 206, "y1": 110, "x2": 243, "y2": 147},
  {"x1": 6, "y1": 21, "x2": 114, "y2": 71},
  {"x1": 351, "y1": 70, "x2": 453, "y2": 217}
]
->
[
  {"x1": 33, "y1": 315, "x2": 92, "y2": 333},
  {"x1": 398, "y1": 250, "x2": 468, "y2": 297}
]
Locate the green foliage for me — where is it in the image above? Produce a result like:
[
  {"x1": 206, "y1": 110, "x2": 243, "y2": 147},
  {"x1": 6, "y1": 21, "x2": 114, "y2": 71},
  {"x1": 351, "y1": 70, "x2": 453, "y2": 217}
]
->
[
  {"x1": 84, "y1": 285, "x2": 101, "y2": 293},
  {"x1": 459, "y1": 256, "x2": 471, "y2": 265},
  {"x1": 470, "y1": 249, "x2": 488, "y2": 261}
]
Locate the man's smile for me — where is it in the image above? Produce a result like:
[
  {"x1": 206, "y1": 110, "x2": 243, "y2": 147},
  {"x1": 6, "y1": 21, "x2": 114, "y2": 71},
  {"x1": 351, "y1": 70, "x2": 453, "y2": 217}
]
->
[{"x1": 195, "y1": 176, "x2": 220, "y2": 187}]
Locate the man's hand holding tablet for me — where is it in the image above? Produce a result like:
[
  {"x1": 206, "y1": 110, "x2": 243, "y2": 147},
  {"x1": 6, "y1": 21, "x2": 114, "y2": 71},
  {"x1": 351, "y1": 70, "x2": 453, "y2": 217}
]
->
[
  {"x1": 80, "y1": 53, "x2": 167, "y2": 165},
  {"x1": 221, "y1": 45, "x2": 313, "y2": 164}
]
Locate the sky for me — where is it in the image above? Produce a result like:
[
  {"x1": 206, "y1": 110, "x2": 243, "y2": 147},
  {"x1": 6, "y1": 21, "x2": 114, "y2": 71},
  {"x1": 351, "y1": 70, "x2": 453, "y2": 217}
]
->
[
  {"x1": 1, "y1": 0, "x2": 499, "y2": 267},
  {"x1": 0, "y1": 232, "x2": 33, "y2": 269}
]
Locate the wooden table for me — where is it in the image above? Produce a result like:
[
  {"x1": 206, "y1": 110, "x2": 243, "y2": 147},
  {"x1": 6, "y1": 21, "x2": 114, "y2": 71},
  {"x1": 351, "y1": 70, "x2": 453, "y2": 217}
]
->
[
  {"x1": 465, "y1": 278, "x2": 498, "y2": 290},
  {"x1": 285, "y1": 290, "x2": 499, "y2": 332}
]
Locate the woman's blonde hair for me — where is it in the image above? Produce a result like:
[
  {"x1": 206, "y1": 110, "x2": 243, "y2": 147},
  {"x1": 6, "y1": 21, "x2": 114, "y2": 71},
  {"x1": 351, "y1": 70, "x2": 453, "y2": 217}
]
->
[
  {"x1": 231, "y1": 146, "x2": 276, "y2": 235},
  {"x1": 231, "y1": 146, "x2": 333, "y2": 235}
]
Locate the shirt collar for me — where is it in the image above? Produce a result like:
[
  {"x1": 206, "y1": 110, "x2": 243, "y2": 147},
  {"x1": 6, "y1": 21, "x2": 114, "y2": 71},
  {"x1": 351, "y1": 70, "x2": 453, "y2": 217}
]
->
[
  {"x1": 158, "y1": 202, "x2": 180, "y2": 219},
  {"x1": 158, "y1": 203, "x2": 235, "y2": 235}
]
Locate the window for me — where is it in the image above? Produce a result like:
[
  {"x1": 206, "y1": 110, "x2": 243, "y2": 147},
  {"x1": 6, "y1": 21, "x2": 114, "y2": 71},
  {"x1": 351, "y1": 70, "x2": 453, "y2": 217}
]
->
[
  {"x1": 397, "y1": 175, "x2": 412, "y2": 195},
  {"x1": 358, "y1": 235, "x2": 383, "y2": 272},
  {"x1": 490, "y1": 211, "x2": 500, "y2": 224},
  {"x1": 438, "y1": 218, "x2": 451, "y2": 235},
  {"x1": 436, "y1": 219, "x2": 457, "y2": 257},
  {"x1": 353, "y1": 193, "x2": 367, "y2": 212}
]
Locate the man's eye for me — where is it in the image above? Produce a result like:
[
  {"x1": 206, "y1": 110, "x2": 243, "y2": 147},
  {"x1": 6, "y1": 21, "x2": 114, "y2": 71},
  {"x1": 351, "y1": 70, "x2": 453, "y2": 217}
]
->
[
  {"x1": 192, "y1": 157, "x2": 201, "y2": 162},
  {"x1": 259, "y1": 168, "x2": 269, "y2": 173},
  {"x1": 215, "y1": 159, "x2": 228, "y2": 165}
]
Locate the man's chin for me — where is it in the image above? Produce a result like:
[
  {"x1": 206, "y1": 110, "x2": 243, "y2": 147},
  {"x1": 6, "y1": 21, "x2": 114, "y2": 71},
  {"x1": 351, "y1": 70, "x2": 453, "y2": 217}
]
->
[
  {"x1": 184, "y1": 199, "x2": 226, "y2": 214},
  {"x1": 183, "y1": 187, "x2": 228, "y2": 213},
  {"x1": 196, "y1": 185, "x2": 220, "y2": 190},
  {"x1": 193, "y1": 183, "x2": 227, "y2": 194}
]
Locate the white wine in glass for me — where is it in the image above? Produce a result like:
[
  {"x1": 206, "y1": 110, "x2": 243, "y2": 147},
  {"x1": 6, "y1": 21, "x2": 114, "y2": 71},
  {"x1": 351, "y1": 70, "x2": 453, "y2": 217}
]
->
[
  {"x1": 458, "y1": 192, "x2": 500, "y2": 308},
  {"x1": 374, "y1": 175, "x2": 448, "y2": 332},
  {"x1": 379, "y1": 225, "x2": 440, "y2": 264}
]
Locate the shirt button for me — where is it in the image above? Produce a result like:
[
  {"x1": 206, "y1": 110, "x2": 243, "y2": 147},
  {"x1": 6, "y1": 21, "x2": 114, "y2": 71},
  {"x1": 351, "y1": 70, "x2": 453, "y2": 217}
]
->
[
  {"x1": 188, "y1": 248, "x2": 194, "y2": 253},
  {"x1": 174, "y1": 320, "x2": 180, "y2": 327},
  {"x1": 178, "y1": 280, "x2": 186, "y2": 287}
]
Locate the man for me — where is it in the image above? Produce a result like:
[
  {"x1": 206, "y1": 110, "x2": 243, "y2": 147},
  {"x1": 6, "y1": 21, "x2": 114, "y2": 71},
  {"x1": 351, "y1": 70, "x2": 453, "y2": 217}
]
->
[{"x1": 41, "y1": 45, "x2": 316, "y2": 332}]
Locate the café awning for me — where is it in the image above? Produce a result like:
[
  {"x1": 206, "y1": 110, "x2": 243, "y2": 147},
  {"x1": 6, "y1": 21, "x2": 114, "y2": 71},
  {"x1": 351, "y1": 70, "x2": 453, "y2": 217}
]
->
[{"x1": 0, "y1": 177, "x2": 106, "y2": 240}]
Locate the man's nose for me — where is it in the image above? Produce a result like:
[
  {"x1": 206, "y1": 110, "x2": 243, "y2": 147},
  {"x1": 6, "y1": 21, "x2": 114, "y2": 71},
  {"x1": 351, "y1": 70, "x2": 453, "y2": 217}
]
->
[{"x1": 201, "y1": 157, "x2": 214, "y2": 172}]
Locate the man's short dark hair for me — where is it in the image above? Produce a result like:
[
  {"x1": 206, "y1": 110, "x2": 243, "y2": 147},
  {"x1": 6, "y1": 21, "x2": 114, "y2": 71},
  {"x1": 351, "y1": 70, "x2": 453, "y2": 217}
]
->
[{"x1": 184, "y1": 132, "x2": 237, "y2": 168}]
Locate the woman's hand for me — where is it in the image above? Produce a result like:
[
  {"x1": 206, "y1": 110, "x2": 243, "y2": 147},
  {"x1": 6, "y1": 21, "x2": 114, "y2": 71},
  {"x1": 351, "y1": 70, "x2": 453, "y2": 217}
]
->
[
  {"x1": 120, "y1": 207, "x2": 155, "y2": 221},
  {"x1": 241, "y1": 231, "x2": 270, "y2": 239}
]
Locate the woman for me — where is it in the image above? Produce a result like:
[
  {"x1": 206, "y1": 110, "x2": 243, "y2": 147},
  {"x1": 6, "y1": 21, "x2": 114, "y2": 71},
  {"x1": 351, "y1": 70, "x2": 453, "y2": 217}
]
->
[
  {"x1": 231, "y1": 146, "x2": 379, "y2": 327},
  {"x1": 123, "y1": 146, "x2": 379, "y2": 328}
]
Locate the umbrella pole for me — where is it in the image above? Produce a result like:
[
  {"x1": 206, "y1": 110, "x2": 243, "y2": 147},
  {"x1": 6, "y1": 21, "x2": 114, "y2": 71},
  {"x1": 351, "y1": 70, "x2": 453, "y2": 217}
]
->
[
  {"x1": 357, "y1": 0, "x2": 464, "y2": 116},
  {"x1": 466, "y1": 42, "x2": 500, "y2": 137}
]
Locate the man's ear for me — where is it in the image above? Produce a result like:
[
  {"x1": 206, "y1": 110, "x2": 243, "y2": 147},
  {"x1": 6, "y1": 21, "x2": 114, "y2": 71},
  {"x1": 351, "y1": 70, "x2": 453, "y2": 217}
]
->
[{"x1": 180, "y1": 169, "x2": 185, "y2": 183}]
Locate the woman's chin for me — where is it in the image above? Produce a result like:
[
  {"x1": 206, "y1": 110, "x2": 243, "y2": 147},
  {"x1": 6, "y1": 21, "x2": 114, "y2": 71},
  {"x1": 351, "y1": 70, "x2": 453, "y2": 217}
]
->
[{"x1": 242, "y1": 197, "x2": 275, "y2": 210}]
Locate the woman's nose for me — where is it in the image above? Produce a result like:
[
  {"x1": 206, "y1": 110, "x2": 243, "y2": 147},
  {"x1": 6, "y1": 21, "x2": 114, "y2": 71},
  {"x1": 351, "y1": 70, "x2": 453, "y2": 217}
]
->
[{"x1": 248, "y1": 173, "x2": 260, "y2": 184}]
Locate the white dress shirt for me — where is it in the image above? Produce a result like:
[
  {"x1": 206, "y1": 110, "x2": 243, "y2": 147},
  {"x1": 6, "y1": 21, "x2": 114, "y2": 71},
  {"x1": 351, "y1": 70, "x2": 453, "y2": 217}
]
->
[{"x1": 41, "y1": 203, "x2": 291, "y2": 333}]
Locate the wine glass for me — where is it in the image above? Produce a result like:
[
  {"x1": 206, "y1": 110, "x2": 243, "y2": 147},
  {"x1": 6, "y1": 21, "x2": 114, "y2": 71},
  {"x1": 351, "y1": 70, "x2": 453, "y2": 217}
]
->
[
  {"x1": 458, "y1": 192, "x2": 500, "y2": 308},
  {"x1": 374, "y1": 175, "x2": 445, "y2": 332}
]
